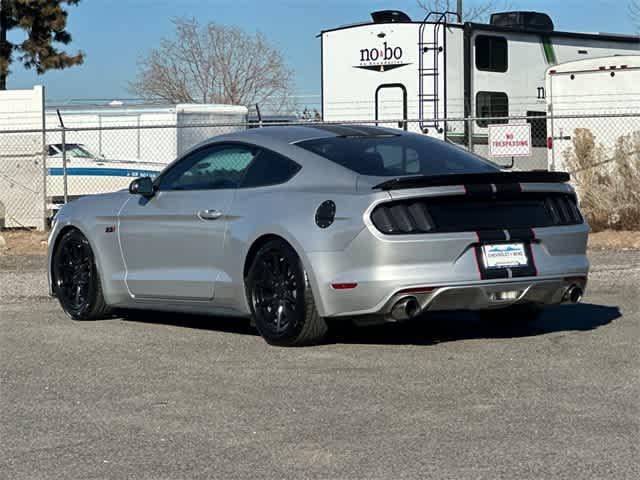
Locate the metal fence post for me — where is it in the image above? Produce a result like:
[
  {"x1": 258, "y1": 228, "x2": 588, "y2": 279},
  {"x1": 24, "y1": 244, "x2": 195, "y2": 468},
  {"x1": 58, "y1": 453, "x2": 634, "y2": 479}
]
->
[
  {"x1": 56, "y1": 109, "x2": 68, "y2": 204},
  {"x1": 40, "y1": 85, "x2": 47, "y2": 231},
  {"x1": 467, "y1": 116, "x2": 474, "y2": 153}
]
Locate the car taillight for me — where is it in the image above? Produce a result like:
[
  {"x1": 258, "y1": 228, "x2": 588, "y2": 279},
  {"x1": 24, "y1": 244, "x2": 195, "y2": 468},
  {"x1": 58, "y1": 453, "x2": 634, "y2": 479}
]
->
[
  {"x1": 547, "y1": 137, "x2": 553, "y2": 149},
  {"x1": 371, "y1": 202, "x2": 435, "y2": 234},
  {"x1": 545, "y1": 196, "x2": 582, "y2": 225}
]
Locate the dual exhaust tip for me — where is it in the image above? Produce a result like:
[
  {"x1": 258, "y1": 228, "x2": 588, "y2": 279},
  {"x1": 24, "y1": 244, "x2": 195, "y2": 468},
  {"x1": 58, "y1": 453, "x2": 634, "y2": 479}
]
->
[
  {"x1": 390, "y1": 284, "x2": 583, "y2": 321},
  {"x1": 390, "y1": 297, "x2": 421, "y2": 321},
  {"x1": 564, "y1": 284, "x2": 583, "y2": 304}
]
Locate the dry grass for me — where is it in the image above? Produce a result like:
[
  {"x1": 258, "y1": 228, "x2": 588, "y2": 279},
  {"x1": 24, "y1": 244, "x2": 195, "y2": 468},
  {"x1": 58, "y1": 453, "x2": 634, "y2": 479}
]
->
[
  {"x1": 0, "y1": 230, "x2": 48, "y2": 257},
  {"x1": 588, "y1": 231, "x2": 640, "y2": 251},
  {"x1": 564, "y1": 129, "x2": 640, "y2": 231}
]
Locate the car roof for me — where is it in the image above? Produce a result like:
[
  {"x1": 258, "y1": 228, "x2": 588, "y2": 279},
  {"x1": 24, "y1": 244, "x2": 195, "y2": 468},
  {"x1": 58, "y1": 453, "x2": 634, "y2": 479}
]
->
[
  {"x1": 202, "y1": 124, "x2": 404, "y2": 146},
  {"x1": 175, "y1": 124, "x2": 410, "y2": 191}
]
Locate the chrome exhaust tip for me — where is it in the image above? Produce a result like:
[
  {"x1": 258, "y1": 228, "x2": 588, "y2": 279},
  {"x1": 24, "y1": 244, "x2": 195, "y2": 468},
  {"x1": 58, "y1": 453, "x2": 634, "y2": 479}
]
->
[
  {"x1": 390, "y1": 297, "x2": 421, "y2": 321},
  {"x1": 564, "y1": 285, "x2": 584, "y2": 304}
]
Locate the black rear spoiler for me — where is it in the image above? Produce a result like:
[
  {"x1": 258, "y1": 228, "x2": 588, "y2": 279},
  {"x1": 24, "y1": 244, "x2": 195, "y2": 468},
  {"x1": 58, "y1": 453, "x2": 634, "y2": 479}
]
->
[{"x1": 372, "y1": 171, "x2": 570, "y2": 191}]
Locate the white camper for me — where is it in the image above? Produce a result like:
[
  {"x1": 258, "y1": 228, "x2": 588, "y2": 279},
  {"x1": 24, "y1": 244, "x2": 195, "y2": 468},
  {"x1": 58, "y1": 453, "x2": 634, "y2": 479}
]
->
[
  {"x1": 321, "y1": 10, "x2": 639, "y2": 168},
  {"x1": 546, "y1": 55, "x2": 640, "y2": 171},
  {"x1": 45, "y1": 103, "x2": 248, "y2": 164}
]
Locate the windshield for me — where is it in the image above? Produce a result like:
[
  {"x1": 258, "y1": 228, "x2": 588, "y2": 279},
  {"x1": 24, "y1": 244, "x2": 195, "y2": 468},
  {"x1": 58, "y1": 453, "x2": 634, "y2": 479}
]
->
[
  {"x1": 296, "y1": 134, "x2": 499, "y2": 177},
  {"x1": 50, "y1": 144, "x2": 95, "y2": 158}
]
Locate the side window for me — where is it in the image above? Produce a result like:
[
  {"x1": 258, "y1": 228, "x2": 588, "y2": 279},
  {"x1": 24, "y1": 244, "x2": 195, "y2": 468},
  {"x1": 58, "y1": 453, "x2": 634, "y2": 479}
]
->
[
  {"x1": 475, "y1": 35, "x2": 508, "y2": 72},
  {"x1": 241, "y1": 149, "x2": 301, "y2": 188},
  {"x1": 476, "y1": 91, "x2": 509, "y2": 128},
  {"x1": 527, "y1": 111, "x2": 547, "y2": 147},
  {"x1": 158, "y1": 145, "x2": 257, "y2": 191}
]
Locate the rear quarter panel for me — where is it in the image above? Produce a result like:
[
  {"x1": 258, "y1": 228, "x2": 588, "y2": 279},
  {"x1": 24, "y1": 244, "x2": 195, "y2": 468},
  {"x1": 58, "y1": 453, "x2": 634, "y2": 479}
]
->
[{"x1": 218, "y1": 183, "x2": 389, "y2": 314}]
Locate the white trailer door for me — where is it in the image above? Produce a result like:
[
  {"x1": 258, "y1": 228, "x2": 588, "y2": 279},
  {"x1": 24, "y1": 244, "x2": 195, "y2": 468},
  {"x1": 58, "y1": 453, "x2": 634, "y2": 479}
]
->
[{"x1": 375, "y1": 84, "x2": 407, "y2": 131}]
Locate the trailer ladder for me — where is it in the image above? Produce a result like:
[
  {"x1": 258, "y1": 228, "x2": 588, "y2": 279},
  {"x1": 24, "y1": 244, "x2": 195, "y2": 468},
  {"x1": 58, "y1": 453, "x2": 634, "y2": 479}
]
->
[{"x1": 418, "y1": 11, "x2": 458, "y2": 134}]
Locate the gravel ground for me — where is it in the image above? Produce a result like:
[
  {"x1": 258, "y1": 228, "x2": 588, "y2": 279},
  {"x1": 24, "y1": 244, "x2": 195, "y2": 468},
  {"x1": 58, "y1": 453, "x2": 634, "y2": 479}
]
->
[{"x1": 1, "y1": 251, "x2": 638, "y2": 479}]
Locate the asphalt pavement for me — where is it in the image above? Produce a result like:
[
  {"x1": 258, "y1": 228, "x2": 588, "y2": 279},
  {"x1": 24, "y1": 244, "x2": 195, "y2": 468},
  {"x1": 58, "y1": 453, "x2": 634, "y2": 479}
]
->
[{"x1": 1, "y1": 251, "x2": 638, "y2": 479}]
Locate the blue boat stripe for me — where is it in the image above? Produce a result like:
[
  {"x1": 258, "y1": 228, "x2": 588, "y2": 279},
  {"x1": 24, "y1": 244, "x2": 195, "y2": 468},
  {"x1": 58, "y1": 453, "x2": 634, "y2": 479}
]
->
[{"x1": 48, "y1": 167, "x2": 160, "y2": 178}]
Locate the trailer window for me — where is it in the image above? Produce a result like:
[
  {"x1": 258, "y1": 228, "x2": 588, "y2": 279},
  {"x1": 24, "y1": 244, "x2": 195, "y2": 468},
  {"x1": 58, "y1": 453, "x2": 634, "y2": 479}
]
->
[
  {"x1": 476, "y1": 92, "x2": 509, "y2": 127},
  {"x1": 527, "y1": 111, "x2": 547, "y2": 147},
  {"x1": 475, "y1": 36, "x2": 508, "y2": 72}
]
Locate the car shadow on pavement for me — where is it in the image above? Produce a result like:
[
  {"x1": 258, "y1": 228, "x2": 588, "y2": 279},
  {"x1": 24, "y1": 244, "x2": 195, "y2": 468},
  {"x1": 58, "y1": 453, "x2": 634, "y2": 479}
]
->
[
  {"x1": 329, "y1": 303, "x2": 622, "y2": 346},
  {"x1": 117, "y1": 309, "x2": 258, "y2": 337},
  {"x1": 115, "y1": 303, "x2": 620, "y2": 347}
]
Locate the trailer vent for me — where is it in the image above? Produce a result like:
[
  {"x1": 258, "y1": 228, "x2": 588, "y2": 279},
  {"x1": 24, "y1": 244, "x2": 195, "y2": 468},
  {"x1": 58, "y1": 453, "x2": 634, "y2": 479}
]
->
[
  {"x1": 371, "y1": 10, "x2": 412, "y2": 24},
  {"x1": 490, "y1": 12, "x2": 554, "y2": 32}
]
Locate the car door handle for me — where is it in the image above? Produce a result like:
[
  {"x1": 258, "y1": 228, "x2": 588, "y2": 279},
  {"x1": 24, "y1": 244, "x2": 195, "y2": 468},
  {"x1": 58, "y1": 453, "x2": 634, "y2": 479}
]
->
[{"x1": 198, "y1": 209, "x2": 223, "y2": 220}]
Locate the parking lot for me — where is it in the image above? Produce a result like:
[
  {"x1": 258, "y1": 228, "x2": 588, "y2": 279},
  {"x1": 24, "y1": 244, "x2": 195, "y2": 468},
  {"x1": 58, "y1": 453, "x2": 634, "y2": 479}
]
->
[{"x1": 1, "y1": 250, "x2": 638, "y2": 479}]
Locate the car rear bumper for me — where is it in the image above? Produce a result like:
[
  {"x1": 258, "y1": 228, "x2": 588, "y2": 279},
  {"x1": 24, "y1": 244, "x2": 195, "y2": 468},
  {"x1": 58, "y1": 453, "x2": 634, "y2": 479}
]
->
[
  {"x1": 379, "y1": 276, "x2": 587, "y2": 321},
  {"x1": 304, "y1": 224, "x2": 590, "y2": 318}
]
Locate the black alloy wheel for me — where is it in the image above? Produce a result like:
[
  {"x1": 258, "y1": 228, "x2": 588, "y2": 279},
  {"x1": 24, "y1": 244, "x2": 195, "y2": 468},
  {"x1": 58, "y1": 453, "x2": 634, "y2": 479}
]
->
[
  {"x1": 246, "y1": 239, "x2": 327, "y2": 346},
  {"x1": 52, "y1": 229, "x2": 111, "y2": 320}
]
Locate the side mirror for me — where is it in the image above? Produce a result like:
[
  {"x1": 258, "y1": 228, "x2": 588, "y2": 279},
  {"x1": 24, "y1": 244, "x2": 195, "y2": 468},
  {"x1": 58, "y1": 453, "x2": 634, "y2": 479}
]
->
[{"x1": 129, "y1": 177, "x2": 155, "y2": 197}]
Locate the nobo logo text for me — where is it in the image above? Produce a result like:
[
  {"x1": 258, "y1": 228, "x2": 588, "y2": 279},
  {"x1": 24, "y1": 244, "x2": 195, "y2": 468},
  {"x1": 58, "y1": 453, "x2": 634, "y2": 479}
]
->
[{"x1": 359, "y1": 42, "x2": 403, "y2": 63}]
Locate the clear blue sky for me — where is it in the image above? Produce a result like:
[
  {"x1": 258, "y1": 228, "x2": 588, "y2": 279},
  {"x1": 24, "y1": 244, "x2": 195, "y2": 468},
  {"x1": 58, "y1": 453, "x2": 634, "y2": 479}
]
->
[{"x1": 5, "y1": 0, "x2": 637, "y2": 102}]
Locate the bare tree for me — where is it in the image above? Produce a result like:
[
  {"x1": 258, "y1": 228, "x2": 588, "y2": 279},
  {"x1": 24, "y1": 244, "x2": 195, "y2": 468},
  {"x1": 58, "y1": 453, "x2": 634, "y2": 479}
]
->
[
  {"x1": 417, "y1": 0, "x2": 512, "y2": 23},
  {"x1": 130, "y1": 18, "x2": 293, "y2": 111},
  {"x1": 631, "y1": 0, "x2": 640, "y2": 32}
]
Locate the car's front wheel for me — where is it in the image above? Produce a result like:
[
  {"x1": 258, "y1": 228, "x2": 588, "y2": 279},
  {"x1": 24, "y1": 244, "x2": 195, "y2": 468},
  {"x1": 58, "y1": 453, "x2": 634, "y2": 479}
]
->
[
  {"x1": 246, "y1": 239, "x2": 328, "y2": 346},
  {"x1": 52, "y1": 228, "x2": 112, "y2": 320}
]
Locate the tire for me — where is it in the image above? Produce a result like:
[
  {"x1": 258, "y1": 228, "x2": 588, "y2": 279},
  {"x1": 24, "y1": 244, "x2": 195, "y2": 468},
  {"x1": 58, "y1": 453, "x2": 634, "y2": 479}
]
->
[
  {"x1": 52, "y1": 228, "x2": 112, "y2": 320},
  {"x1": 245, "y1": 239, "x2": 328, "y2": 346},
  {"x1": 477, "y1": 304, "x2": 543, "y2": 324}
]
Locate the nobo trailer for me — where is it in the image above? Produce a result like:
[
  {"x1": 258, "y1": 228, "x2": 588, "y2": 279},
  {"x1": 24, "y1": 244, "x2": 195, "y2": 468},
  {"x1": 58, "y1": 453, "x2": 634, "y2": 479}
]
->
[{"x1": 320, "y1": 9, "x2": 639, "y2": 168}]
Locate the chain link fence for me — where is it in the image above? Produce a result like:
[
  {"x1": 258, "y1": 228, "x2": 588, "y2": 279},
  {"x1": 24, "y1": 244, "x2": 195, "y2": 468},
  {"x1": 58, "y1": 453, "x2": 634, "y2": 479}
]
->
[{"x1": 0, "y1": 113, "x2": 638, "y2": 231}]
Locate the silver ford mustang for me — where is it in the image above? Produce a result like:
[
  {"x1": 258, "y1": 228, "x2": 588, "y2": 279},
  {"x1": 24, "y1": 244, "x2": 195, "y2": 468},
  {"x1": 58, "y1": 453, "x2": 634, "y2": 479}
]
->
[{"x1": 48, "y1": 124, "x2": 589, "y2": 346}]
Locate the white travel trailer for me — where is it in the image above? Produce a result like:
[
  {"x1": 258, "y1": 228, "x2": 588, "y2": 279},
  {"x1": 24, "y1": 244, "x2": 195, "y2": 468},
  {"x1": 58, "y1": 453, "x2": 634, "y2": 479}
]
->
[
  {"x1": 43, "y1": 103, "x2": 247, "y2": 216},
  {"x1": 546, "y1": 55, "x2": 640, "y2": 171},
  {"x1": 45, "y1": 103, "x2": 248, "y2": 164},
  {"x1": 320, "y1": 10, "x2": 640, "y2": 168}
]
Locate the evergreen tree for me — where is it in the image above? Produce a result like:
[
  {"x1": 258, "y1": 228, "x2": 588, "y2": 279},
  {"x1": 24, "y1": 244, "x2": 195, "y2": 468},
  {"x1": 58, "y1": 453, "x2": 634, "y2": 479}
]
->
[{"x1": 0, "y1": 0, "x2": 84, "y2": 89}]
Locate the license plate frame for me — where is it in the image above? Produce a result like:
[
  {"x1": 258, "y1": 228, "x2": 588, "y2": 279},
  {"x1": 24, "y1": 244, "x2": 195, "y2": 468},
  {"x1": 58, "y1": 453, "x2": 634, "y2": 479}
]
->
[{"x1": 482, "y1": 242, "x2": 529, "y2": 269}]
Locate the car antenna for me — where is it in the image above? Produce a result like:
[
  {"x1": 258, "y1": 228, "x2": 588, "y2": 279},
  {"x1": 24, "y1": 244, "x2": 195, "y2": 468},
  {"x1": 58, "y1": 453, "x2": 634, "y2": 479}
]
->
[{"x1": 255, "y1": 103, "x2": 263, "y2": 128}]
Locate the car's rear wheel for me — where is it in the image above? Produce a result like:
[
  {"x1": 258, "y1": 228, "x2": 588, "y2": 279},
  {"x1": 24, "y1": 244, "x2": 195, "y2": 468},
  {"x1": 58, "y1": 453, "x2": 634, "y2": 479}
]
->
[
  {"x1": 52, "y1": 228, "x2": 112, "y2": 320},
  {"x1": 246, "y1": 239, "x2": 328, "y2": 346},
  {"x1": 477, "y1": 304, "x2": 543, "y2": 324}
]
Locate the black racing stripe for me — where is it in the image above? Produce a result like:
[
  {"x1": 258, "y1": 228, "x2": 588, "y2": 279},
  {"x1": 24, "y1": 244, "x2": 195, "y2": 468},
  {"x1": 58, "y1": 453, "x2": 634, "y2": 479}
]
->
[
  {"x1": 465, "y1": 184, "x2": 493, "y2": 197},
  {"x1": 495, "y1": 183, "x2": 521, "y2": 196},
  {"x1": 349, "y1": 125, "x2": 393, "y2": 136},
  {"x1": 511, "y1": 243, "x2": 537, "y2": 277},
  {"x1": 484, "y1": 269, "x2": 510, "y2": 279},
  {"x1": 477, "y1": 230, "x2": 508, "y2": 242},
  {"x1": 511, "y1": 266, "x2": 537, "y2": 278},
  {"x1": 309, "y1": 125, "x2": 362, "y2": 136},
  {"x1": 309, "y1": 124, "x2": 390, "y2": 137},
  {"x1": 508, "y1": 228, "x2": 535, "y2": 242},
  {"x1": 474, "y1": 246, "x2": 510, "y2": 280}
]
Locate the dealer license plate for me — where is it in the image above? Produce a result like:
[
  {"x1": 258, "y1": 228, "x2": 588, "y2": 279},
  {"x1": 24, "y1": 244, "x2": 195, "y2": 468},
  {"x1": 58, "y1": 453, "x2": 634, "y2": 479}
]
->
[{"x1": 482, "y1": 243, "x2": 529, "y2": 269}]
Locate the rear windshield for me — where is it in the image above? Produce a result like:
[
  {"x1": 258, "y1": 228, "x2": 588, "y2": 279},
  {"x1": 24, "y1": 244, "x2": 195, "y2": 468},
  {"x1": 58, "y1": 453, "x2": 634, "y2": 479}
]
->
[{"x1": 296, "y1": 134, "x2": 499, "y2": 177}]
